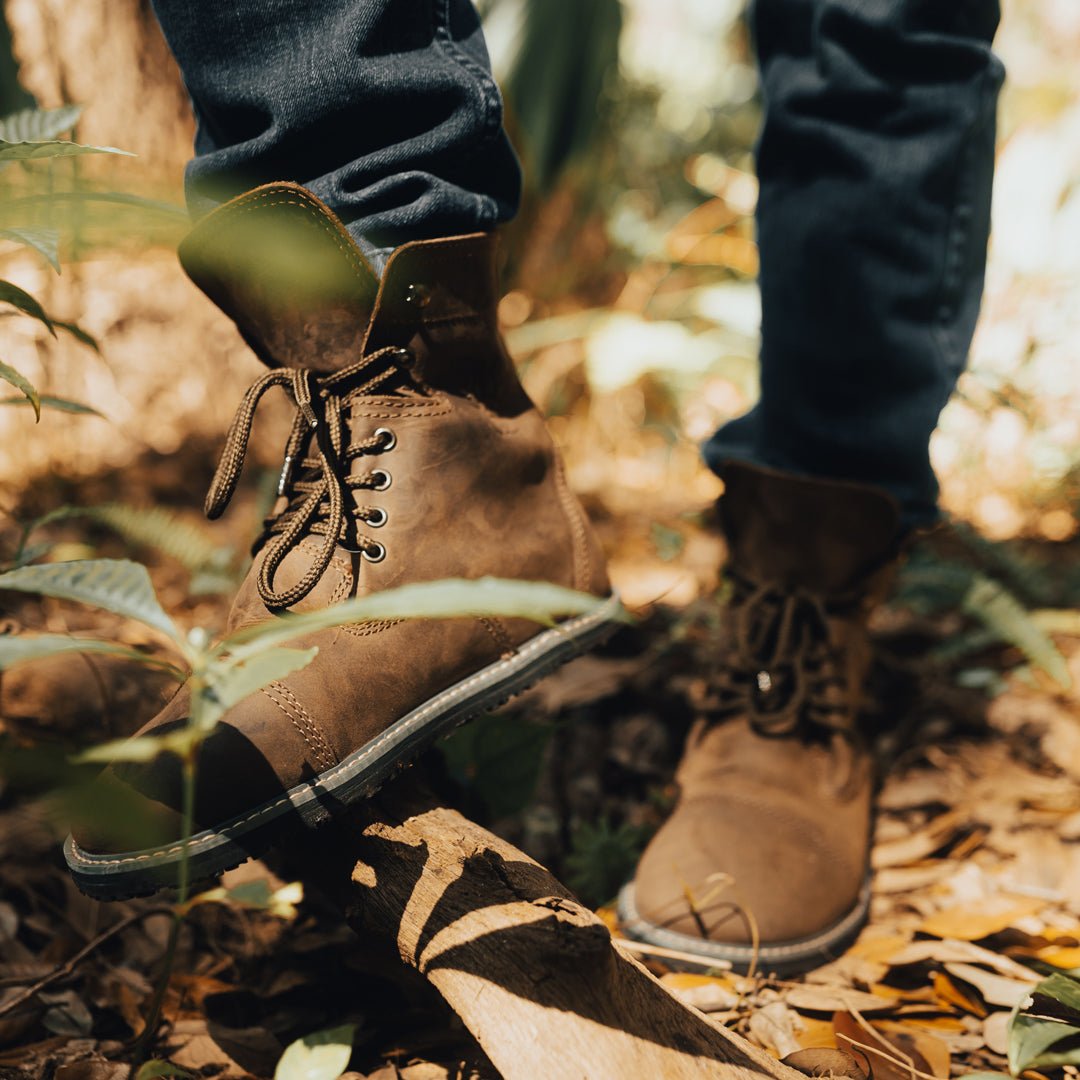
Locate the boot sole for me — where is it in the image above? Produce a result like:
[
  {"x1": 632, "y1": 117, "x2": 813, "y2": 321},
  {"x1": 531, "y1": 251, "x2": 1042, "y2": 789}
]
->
[
  {"x1": 64, "y1": 593, "x2": 625, "y2": 901},
  {"x1": 615, "y1": 875, "x2": 872, "y2": 978}
]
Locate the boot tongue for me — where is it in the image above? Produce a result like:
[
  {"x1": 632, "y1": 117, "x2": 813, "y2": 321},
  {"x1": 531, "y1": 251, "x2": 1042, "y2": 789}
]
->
[
  {"x1": 178, "y1": 182, "x2": 380, "y2": 373},
  {"x1": 718, "y1": 461, "x2": 901, "y2": 594}
]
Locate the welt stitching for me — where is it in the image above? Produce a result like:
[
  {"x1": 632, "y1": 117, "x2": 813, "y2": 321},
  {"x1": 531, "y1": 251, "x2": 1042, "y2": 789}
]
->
[{"x1": 67, "y1": 603, "x2": 614, "y2": 868}]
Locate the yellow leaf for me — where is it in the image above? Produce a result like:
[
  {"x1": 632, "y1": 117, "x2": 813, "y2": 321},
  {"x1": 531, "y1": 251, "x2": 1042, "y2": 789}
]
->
[
  {"x1": 1036, "y1": 945, "x2": 1080, "y2": 969},
  {"x1": 919, "y1": 898, "x2": 1046, "y2": 941}
]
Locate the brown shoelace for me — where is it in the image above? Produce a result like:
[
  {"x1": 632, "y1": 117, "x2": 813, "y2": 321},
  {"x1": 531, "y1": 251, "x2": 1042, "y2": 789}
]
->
[
  {"x1": 206, "y1": 345, "x2": 412, "y2": 609},
  {"x1": 706, "y1": 570, "x2": 862, "y2": 739}
]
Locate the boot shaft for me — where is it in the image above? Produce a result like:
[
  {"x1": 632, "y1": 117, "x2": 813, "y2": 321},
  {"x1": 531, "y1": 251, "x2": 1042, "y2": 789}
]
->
[{"x1": 179, "y1": 182, "x2": 531, "y2": 418}]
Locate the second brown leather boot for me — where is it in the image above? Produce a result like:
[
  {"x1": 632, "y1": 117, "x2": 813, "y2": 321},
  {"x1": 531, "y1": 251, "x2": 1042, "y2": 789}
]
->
[
  {"x1": 66, "y1": 183, "x2": 621, "y2": 899},
  {"x1": 619, "y1": 462, "x2": 900, "y2": 974}
]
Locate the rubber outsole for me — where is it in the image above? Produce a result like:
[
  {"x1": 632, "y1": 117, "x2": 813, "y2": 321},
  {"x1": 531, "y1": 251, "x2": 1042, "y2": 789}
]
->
[
  {"x1": 616, "y1": 874, "x2": 873, "y2": 977},
  {"x1": 65, "y1": 593, "x2": 625, "y2": 901}
]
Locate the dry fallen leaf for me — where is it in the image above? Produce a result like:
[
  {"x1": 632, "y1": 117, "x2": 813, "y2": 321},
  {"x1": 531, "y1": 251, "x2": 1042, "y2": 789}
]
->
[
  {"x1": 885, "y1": 938, "x2": 1042, "y2": 981},
  {"x1": 782, "y1": 1047, "x2": 868, "y2": 1079},
  {"x1": 872, "y1": 812, "x2": 967, "y2": 870},
  {"x1": 749, "y1": 1000, "x2": 804, "y2": 1058},
  {"x1": 919, "y1": 897, "x2": 1046, "y2": 941},
  {"x1": 984, "y1": 1010, "x2": 1011, "y2": 1056},
  {"x1": 792, "y1": 1017, "x2": 839, "y2": 1052},
  {"x1": 53, "y1": 1061, "x2": 129, "y2": 1080},
  {"x1": 785, "y1": 986, "x2": 899, "y2": 1015},
  {"x1": 943, "y1": 962, "x2": 1037, "y2": 1008},
  {"x1": 872, "y1": 1020, "x2": 952, "y2": 1080},
  {"x1": 932, "y1": 971, "x2": 988, "y2": 1018},
  {"x1": 833, "y1": 1011, "x2": 945, "y2": 1080}
]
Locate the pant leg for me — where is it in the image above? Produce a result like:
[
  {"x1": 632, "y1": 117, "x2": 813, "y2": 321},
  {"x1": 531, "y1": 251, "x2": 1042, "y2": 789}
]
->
[
  {"x1": 704, "y1": 0, "x2": 1004, "y2": 530},
  {"x1": 150, "y1": 0, "x2": 522, "y2": 267}
]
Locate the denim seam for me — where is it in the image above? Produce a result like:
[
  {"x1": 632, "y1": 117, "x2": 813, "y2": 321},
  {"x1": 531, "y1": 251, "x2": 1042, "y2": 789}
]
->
[
  {"x1": 431, "y1": 0, "x2": 502, "y2": 230},
  {"x1": 930, "y1": 61, "x2": 1000, "y2": 393}
]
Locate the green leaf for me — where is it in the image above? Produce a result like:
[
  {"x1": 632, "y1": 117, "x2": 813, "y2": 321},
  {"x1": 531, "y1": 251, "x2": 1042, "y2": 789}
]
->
[
  {"x1": 566, "y1": 816, "x2": 650, "y2": 908},
  {"x1": 963, "y1": 575, "x2": 1071, "y2": 689},
  {"x1": 0, "y1": 137, "x2": 134, "y2": 162},
  {"x1": 274, "y1": 1024, "x2": 355, "y2": 1080},
  {"x1": 1008, "y1": 971, "x2": 1080, "y2": 1074},
  {"x1": 0, "y1": 633, "x2": 182, "y2": 675},
  {"x1": 1008, "y1": 1014, "x2": 1080, "y2": 1074},
  {"x1": 53, "y1": 320, "x2": 100, "y2": 352},
  {"x1": 1034, "y1": 972, "x2": 1080, "y2": 1014},
  {"x1": 0, "y1": 226, "x2": 60, "y2": 271},
  {"x1": 222, "y1": 577, "x2": 609, "y2": 661},
  {"x1": 11, "y1": 541, "x2": 53, "y2": 568},
  {"x1": 0, "y1": 280, "x2": 55, "y2": 335},
  {"x1": 0, "y1": 559, "x2": 181, "y2": 642},
  {"x1": 185, "y1": 879, "x2": 303, "y2": 920},
  {"x1": 502, "y1": 0, "x2": 622, "y2": 191},
  {"x1": 195, "y1": 647, "x2": 319, "y2": 731},
  {"x1": 85, "y1": 504, "x2": 227, "y2": 574},
  {"x1": 134, "y1": 1060, "x2": 194, "y2": 1080},
  {"x1": 0, "y1": 105, "x2": 82, "y2": 142},
  {"x1": 439, "y1": 710, "x2": 553, "y2": 819},
  {"x1": 0, "y1": 359, "x2": 39, "y2": 419},
  {"x1": 72, "y1": 728, "x2": 194, "y2": 765},
  {"x1": 0, "y1": 394, "x2": 104, "y2": 417}
]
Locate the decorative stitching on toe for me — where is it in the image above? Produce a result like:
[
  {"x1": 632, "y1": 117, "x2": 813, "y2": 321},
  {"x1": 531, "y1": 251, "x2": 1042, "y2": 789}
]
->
[{"x1": 262, "y1": 681, "x2": 337, "y2": 771}]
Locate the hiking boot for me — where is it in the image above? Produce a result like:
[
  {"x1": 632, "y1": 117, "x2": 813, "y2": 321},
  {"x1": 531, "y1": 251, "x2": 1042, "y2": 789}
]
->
[
  {"x1": 618, "y1": 462, "x2": 900, "y2": 974},
  {"x1": 66, "y1": 183, "x2": 621, "y2": 899}
]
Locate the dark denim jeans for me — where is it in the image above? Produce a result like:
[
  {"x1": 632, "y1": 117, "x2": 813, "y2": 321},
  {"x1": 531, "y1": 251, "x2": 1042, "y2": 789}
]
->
[
  {"x1": 151, "y1": 0, "x2": 1003, "y2": 529},
  {"x1": 706, "y1": 0, "x2": 1004, "y2": 528},
  {"x1": 150, "y1": 0, "x2": 522, "y2": 267}
]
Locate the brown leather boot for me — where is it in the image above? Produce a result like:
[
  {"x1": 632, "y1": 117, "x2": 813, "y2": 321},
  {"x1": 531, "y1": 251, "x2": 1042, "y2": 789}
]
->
[
  {"x1": 66, "y1": 183, "x2": 620, "y2": 899},
  {"x1": 619, "y1": 462, "x2": 900, "y2": 974}
]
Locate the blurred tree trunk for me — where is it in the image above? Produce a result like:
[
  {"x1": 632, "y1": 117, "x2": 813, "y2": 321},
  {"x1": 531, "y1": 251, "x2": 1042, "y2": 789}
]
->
[{"x1": 4, "y1": 0, "x2": 192, "y2": 187}]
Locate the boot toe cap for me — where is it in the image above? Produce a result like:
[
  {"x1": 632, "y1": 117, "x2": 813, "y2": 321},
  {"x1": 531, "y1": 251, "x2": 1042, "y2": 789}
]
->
[
  {"x1": 69, "y1": 683, "x2": 321, "y2": 860},
  {"x1": 631, "y1": 790, "x2": 869, "y2": 947}
]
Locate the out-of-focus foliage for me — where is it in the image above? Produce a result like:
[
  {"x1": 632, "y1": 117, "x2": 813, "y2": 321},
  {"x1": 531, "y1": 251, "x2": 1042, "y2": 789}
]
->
[
  {"x1": 0, "y1": 9, "x2": 31, "y2": 116},
  {"x1": 0, "y1": 105, "x2": 136, "y2": 417},
  {"x1": 487, "y1": 0, "x2": 623, "y2": 192}
]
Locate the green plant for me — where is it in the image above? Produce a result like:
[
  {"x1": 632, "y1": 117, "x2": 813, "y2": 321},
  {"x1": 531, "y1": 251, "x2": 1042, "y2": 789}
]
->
[
  {"x1": 0, "y1": 557, "x2": 606, "y2": 1062},
  {"x1": 0, "y1": 105, "x2": 132, "y2": 418},
  {"x1": 564, "y1": 815, "x2": 650, "y2": 908},
  {"x1": 1007, "y1": 970, "x2": 1080, "y2": 1075},
  {"x1": 11, "y1": 502, "x2": 241, "y2": 589}
]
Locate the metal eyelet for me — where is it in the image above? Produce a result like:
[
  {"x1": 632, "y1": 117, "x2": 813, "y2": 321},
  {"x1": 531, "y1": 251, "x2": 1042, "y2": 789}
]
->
[
  {"x1": 370, "y1": 469, "x2": 392, "y2": 491},
  {"x1": 405, "y1": 283, "x2": 431, "y2": 309},
  {"x1": 392, "y1": 346, "x2": 415, "y2": 366},
  {"x1": 374, "y1": 427, "x2": 396, "y2": 451},
  {"x1": 362, "y1": 541, "x2": 387, "y2": 563},
  {"x1": 366, "y1": 507, "x2": 387, "y2": 528}
]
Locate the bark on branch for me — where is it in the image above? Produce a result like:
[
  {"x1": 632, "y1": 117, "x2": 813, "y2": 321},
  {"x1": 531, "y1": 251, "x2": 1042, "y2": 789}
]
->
[{"x1": 298, "y1": 783, "x2": 801, "y2": 1080}]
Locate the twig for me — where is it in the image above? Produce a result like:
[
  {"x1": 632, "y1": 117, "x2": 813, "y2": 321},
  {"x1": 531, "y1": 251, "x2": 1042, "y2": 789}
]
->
[
  {"x1": 613, "y1": 937, "x2": 733, "y2": 970},
  {"x1": 0, "y1": 905, "x2": 171, "y2": 1018}
]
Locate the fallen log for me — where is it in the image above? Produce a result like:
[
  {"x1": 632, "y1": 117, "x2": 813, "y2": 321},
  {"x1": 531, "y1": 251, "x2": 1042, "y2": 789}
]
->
[{"x1": 298, "y1": 781, "x2": 802, "y2": 1080}]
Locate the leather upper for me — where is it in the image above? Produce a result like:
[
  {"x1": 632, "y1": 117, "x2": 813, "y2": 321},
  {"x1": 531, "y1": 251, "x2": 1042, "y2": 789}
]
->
[
  {"x1": 632, "y1": 462, "x2": 899, "y2": 946},
  {"x1": 73, "y1": 183, "x2": 608, "y2": 856}
]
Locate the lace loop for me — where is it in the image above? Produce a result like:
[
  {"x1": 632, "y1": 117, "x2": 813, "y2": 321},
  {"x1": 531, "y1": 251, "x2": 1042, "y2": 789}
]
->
[
  {"x1": 709, "y1": 571, "x2": 860, "y2": 739},
  {"x1": 207, "y1": 346, "x2": 409, "y2": 609}
]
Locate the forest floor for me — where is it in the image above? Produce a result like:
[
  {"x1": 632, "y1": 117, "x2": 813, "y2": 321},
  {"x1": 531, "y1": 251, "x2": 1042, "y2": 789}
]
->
[
  {"x1": 2, "y1": 427, "x2": 1080, "y2": 1079},
  {"x1": 3, "y1": 2, "x2": 1080, "y2": 1062}
]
